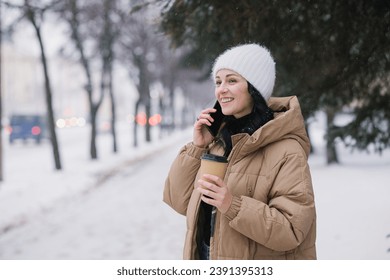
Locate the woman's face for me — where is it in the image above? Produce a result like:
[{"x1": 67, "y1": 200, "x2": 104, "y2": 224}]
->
[{"x1": 214, "y1": 69, "x2": 254, "y2": 118}]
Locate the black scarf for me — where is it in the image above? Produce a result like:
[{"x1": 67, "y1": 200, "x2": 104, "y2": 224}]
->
[{"x1": 217, "y1": 105, "x2": 274, "y2": 156}]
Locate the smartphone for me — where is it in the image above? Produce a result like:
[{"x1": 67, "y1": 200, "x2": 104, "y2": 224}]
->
[{"x1": 206, "y1": 101, "x2": 225, "y2": 137}]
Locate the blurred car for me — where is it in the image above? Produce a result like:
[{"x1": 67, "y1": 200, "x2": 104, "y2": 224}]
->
[{"x1": 8, "y1": 114, "x2": 47, "y2": 144}]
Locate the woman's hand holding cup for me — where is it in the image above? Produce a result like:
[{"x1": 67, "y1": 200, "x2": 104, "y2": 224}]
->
[
  {"x1": 196, "y1": 154, "x2": 231, "y2": 213},
  {"x1": 197, "y1": 174, "x2": 233, "y2": 214}
]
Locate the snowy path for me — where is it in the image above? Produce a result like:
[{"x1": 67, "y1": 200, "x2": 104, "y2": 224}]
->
[{"x1": 0, "y1": 136, "x2": 186, "y2": 259}]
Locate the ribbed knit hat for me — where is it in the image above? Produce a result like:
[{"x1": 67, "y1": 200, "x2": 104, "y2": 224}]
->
[{"x1": 212, "y1": 44, "x2": 276, "y2": 101}]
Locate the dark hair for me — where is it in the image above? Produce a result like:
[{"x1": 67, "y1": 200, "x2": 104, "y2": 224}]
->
[{"x1": 247, "y1": 82, "x2": 271, "y2": 115}]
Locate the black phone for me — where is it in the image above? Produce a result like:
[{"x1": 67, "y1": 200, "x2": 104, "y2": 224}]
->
[{"x1": 206, "y1": 101, "x2": 225, "y2": 137}]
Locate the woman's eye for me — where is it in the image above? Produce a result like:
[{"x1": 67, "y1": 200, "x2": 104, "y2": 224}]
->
[
  {"x1": 228, "y1": 79, "x2": 236, "y2": 83},
  {"x1": 215, "y1": 81, "x2": 221, "y2": 86}
]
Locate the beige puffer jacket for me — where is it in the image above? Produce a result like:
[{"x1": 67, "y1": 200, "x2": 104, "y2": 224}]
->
[{"x1": 163, "y1": 96, "x2": 316, "y2": 260}]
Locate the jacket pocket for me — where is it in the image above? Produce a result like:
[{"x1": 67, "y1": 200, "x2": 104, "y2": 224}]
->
[{"x1": 227, "y1": 173, "x2": 258, "y2": 197}]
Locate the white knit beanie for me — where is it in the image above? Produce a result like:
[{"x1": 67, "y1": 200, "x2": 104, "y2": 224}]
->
[{"x1": 212, "y1": 44, "x2": 276, "y2": 101}]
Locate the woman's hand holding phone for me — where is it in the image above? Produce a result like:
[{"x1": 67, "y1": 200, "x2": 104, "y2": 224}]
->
[{"x1": 193, "y1": 107, "x2": 217, "y2": 148}]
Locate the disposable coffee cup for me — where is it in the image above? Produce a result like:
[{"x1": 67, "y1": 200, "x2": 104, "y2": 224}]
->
[{"x1": 199, "y1": 154, "x2": 228, "y2": 183}]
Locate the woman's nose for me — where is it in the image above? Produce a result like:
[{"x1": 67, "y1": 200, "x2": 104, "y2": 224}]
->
[{"x1": 218, "y1": 84, "x2": 228, "y2": 94}]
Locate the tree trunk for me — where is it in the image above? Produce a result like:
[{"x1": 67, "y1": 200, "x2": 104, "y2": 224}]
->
[
  {"x1": 28, "y1": 6, "x2": 62, "y2": 170},
  {"x1": 101, "y1": 0, "x2": 117, "y2": 153},
  {"x1": 133, "y1": 99, "x2": 141, "y2": 147},
  {"x1": 67, "y1": 0, "x2": 103, "y2": 160},
  {"x1": 108, "y1": 65, "x2": 117, "y2": 153},
  {"x1": 305, "y1": 123, "x2": 314, "y2": 154},
  {"x1": 145, "y1": 99, "x2": 151, "y2": 142},
  {"x1": 90, "y1": 106, "x2": 98, "y2": 159},
  {"x1": 136, "y1": 56, "x2": 152, "y2": 144},
  {"x1": 326, "y1": 107, "x2": 339, "y2": 164},
  {"x1": 139, "y1": 62, "x2": 151, "y2": 143},
  {"x1": 168, "y1": 73, "x2": 175, "y2": 132}
]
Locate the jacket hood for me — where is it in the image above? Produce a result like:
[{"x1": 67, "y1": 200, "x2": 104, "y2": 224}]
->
[{"x1": 233, "y1": 96, "x2": 310, "y2": 158}]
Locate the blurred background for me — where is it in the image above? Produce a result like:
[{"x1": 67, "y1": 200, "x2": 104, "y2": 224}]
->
[{"x1": 0, "y1": 0, "x2": 389, "y2": 259}]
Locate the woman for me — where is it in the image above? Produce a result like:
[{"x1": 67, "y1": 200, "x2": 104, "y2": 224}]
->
[{"x1": 163, "y1": 44, "x2": 316, "y2": 260}]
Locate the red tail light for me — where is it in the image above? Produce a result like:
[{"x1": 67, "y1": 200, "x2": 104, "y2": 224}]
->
[{"x1": 31, "y1": 126, "x2": 41, "y2": 135}]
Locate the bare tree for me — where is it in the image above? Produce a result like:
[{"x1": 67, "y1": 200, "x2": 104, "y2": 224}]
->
[
  {"x1": 57, "y1": 0, "x2": 123, "y2": 158},
  {"x1": 2, "y1": 0, "x2": 62, "y2": 170},
  {"x1": 118, "y1": 4, "x2": 161, "y2": 147},
  {"x1": 154, "y1": 40, "x2": 180, "y2": 134},
  {"x1": 99, "y1": 0, "x2": 119, "y2": 153},
  {"x1": 59, "y1": 0, "x2": 105, "y2": 159}
]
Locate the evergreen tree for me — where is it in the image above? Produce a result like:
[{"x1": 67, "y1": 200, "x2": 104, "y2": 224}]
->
[{"x1": 160, "y1": 0, "x2": 390, "y2": 162}]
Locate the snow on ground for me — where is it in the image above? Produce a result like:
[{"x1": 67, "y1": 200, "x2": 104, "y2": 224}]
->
[
  {"x1": 0, "y1": 130, "x2": 187, "y2": 259},
  {"x1": 0, "y1": 123, "x2": 188, "y2": 258},
  {"x1": 0, "y1": 115, "x2": 389, "y2": 260},
  {"x1": 0, "y1": 123, "x2": 184, "y2": 232},
  {"x1": 310, "y1": 148, "x2": 390, "y2": 259}
]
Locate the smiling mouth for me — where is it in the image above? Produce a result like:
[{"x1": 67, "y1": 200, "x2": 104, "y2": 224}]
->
[{"x1": 221, "y1": 97, "x2": 234, "y2": 103}]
